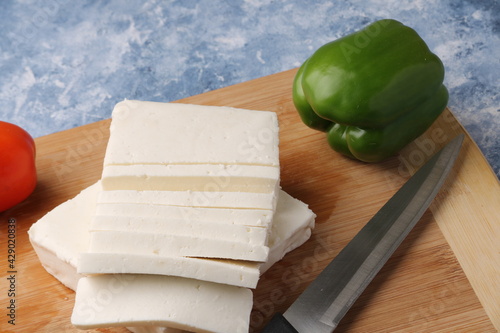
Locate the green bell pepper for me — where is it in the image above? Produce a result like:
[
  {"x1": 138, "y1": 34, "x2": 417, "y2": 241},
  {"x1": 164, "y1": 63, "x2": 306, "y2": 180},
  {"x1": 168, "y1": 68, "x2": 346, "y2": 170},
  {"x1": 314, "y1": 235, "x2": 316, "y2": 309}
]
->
[{"x1": 293, "y1": 19, "x2": 448, "y2": 162}]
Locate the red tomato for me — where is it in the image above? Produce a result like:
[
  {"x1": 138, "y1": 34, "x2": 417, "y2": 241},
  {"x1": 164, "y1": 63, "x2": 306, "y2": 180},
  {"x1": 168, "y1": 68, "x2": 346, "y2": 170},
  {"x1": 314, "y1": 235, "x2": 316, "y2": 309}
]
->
[{"x1": 0, "y1": 121, "x2": 37, "y2": 212}]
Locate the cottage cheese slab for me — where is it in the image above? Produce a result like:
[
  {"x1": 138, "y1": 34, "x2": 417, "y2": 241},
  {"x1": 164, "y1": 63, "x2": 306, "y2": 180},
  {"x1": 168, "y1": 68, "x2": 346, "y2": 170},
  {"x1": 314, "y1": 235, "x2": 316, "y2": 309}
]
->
[
  {"x1": 71, "y1": 274, "x2": 253, "y2": 333},
  {"x1": 103, "y1": 100, "x2": 280, "y2": 166},
  {"x1": 29, "y1": 182, "x2": 315, "y2": 291},
  {"x1": 101, "y1": 101, "x2": 280, "y2": 194}
]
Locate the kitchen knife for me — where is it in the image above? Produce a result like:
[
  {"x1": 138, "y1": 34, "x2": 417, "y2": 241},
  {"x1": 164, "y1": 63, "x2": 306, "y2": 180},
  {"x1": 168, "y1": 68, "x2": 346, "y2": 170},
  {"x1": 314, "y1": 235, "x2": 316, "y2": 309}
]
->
[{"x1": 262, "y1": 134, "x2": 464, "y2": 333}]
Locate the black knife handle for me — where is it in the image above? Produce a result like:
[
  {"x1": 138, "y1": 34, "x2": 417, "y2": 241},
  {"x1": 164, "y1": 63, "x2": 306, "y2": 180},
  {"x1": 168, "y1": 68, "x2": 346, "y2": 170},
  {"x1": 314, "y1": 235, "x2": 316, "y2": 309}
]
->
[{"x1": 261, "y1": 313, "x2": 298, "y2": 333}]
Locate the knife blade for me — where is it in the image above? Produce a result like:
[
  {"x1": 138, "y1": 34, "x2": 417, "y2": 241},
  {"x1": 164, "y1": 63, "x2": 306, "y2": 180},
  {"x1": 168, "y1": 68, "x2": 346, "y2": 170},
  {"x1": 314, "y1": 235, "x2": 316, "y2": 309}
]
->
[{"x1": 262, "y1": 134, "x2": 464, "y2": 333}]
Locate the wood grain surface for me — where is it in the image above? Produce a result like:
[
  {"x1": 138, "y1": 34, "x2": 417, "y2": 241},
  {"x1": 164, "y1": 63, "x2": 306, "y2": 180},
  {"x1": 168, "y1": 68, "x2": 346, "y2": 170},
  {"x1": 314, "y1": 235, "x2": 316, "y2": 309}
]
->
[{"x1": 0, "y1": 69, "x2": 498, "y2": 333}]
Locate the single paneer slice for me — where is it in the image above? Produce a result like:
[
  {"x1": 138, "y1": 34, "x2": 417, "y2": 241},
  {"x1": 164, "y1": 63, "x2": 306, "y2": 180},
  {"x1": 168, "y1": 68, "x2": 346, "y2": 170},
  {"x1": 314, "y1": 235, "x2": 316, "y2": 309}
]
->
[
  {"x1": 71, "y1": 274, "x2": 253, "y2": 333},
  {"x1": 90, "y1": 215, "x2": 269, "y2": 244},
  {"x1": 78, "y1": 254, "x2": 261, "y2": 288},
  {"x1": 95, "y1": 203, "x2": 274, "y2": 228},
  {"x1": 97, "y1": 189, "x2": 278, "y2": 210},
  {"x1": 87, "y1": 229, "x2": 270, "y2": 261},
  {"x1": 102, "y1": 164, "x2": 280, "y2": 193}
]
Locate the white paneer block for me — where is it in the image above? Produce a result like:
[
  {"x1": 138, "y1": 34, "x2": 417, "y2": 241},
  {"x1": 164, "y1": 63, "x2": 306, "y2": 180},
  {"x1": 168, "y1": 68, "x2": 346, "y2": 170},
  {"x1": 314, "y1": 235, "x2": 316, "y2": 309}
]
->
[
  {"x1": 103, "y1": 100, "x2": 280, "y2": 167},
  {"x1": 101, "y1": 101, "x2": 280, "y2": 194},
  {"x1": 71, "y1": 274, "x2": 253, "y2": 333}
]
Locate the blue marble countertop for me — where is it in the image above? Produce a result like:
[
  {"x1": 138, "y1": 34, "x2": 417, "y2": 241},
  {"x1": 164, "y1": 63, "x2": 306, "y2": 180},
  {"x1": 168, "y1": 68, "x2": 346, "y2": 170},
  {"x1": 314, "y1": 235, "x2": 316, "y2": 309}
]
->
[{"x1": 1, "y1": 0, "x2": 498, "y2": 177}]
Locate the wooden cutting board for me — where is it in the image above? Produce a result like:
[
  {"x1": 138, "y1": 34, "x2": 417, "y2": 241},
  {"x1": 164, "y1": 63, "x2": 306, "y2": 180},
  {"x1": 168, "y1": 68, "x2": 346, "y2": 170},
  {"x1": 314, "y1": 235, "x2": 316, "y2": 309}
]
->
[{"x1": 1, "y1": 69, "x2": 498, "y2": 333}]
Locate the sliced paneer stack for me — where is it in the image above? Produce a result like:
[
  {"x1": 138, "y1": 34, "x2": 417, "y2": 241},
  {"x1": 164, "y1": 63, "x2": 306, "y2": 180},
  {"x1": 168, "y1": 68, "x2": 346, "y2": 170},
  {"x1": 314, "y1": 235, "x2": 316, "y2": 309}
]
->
[
  {"x1": 28, "y1": 181, "x2": 315, "y2": 333},
  {"x1": 28, "y1": 182, "x2": 316, "y2": 291},
  {"x1": 80, "y1": 188, "x2": 276, "y2": 287},
  {"x1": 79, "y1": 190, "x2": 312, "y2": 288},
  {"x1": 84, "y1": 100, "x2": 281, "y2": 266},
  {"x1": 85, "y1": 190, "x2": 276, "y2": 263}
]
